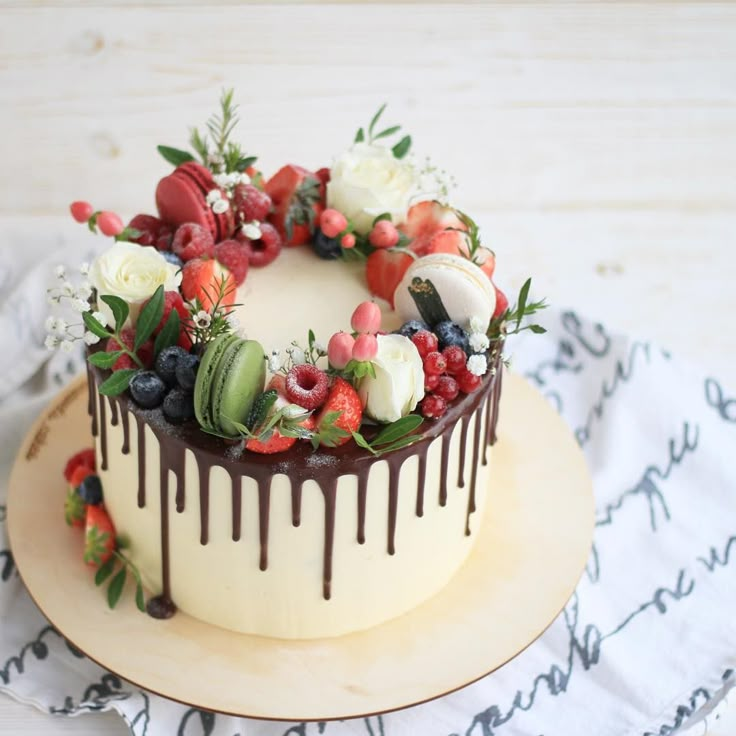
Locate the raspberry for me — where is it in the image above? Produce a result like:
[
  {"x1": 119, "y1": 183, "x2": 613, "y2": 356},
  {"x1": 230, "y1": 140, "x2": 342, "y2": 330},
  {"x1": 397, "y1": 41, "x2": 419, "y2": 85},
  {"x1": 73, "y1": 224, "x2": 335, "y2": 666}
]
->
[
  {"x1": 156, "y1": 224, "x2": 175, "y2": 251},
  {"x1": 172, "y1": 223, "x2": 215, "y2": 262},
  {"x1": 421, "y1": 394, "x2": 447, "y2": 419},
  {"x1": 285, "y1": 364, "x2": 329, "y2": 411},
  {"x1": 457, "y1": 369, "x2": 482, "y2": 394},
  {"x1": 350, "y1": 301, "x2": 381, "y2": 334},
  {"x1": 214, "y1": 239, "x2": 249, "y2": 286},
  {"x1": 369, "y1": 220, "x2": 400, "y2": 249},
  {"x1": 97, "y1": 211, "x2": 124, "y2": 237},
  {"x1": 320, "y1": 209, "x2": 348, "y2": 238},
  {"x1": 411, "y1": 330, "x2": 438, "y2": 358},
  {"x1": 423, "y1": 351, "x2": 447, "y2": 376},
  {"x1": 127, "y1": 214, "x2": 163, "y2": 247},
  {"x1": 235, "y1": 221, "x2": 282, "y2": 268},
  {"x1": 233, "y1": 183, "x2": 272, "y2": 223},
  {"x1": 70, "y1": 201, "x2": 94, "y2": 224},
  {"x1": 424, "y1": 373, "x2": 440, "y2": 392},
  {"x1": 105, "y1": 328, "x2": 154, "y2": 371},
  {"x1": 442, "y1": 346, "x2": 467, "y2": 375},
  {"x1": 435, "y1": 375, "x2": 459, "y2": 402}
]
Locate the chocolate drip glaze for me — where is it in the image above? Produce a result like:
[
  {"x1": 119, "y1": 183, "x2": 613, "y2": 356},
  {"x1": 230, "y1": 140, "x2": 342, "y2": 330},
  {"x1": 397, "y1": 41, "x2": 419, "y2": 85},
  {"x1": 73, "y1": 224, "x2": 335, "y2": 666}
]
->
[
  {"x1": 120, "y1": 405, "x2": 131, "y2": 455},
  {"x1": 489, "y1": 364, "x2": 504, "y2": 447},
  {"x1": 87, "y1": 365, "x2": 98, "y2": 438},
  {"x1": 98, "y1": 392, "x2": 108, "y2": 471},
  {"x1": 109, "y1": 397, "x2": 119, "y2": 427},
  {"x1": 87, "y1": 347, "x2": 504, "y2": 615}
]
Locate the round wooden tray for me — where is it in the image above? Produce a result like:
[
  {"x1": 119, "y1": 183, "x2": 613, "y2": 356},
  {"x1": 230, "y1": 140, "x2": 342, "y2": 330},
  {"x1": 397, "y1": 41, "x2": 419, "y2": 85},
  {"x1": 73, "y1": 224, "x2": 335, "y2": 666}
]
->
[{"x1": 7, "y1": 372, "x2": 593, "y2": 721}]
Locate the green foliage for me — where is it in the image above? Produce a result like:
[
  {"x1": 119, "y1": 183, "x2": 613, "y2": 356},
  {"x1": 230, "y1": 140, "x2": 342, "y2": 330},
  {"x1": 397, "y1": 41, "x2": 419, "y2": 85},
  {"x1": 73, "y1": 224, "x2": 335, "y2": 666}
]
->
[
  {"x1": 487, "y1": 278, "x2": 548, "y2": 341},
  {"x1": 354, "y1": 104, "x2": 412, "y2": 159}
]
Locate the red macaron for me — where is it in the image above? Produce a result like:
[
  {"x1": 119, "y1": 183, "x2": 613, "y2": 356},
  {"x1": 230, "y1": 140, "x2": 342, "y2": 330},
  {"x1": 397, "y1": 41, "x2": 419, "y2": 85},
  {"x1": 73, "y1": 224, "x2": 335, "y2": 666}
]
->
[{"x1": 155, "y1": 162, "x2": 234, "y2": 242}]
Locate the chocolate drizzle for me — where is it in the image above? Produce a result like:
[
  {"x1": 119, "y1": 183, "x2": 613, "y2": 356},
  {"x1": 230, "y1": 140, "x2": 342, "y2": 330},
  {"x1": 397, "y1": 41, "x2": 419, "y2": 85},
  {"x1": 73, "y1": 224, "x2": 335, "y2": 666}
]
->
[
  {"x1": 87, "y1": 347, "x2": 504, "y2": 618},
  {"x1": 109, "y1": 397, "x2": 118, "y2": 427}
]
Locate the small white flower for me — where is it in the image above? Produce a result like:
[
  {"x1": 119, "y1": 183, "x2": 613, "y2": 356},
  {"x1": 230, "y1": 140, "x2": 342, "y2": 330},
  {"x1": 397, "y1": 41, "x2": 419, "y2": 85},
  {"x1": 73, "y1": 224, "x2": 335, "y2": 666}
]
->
[
  {"x1": 62, "y1": 281, "x2": 75, "y2": 296},
  {"x1": 467, "y1": 354, "x2": 488, "y2": 377},
  {"x1": 313, "y1": 341, "x2": 326, "y2": 355},
  {"x1": 469, "y1": 315, "x2": 487, "y2": 334},
  {"x1": 44, "y1": 316, "x2": 57, "y2": 333},
  {"x1": 91, "y1": 311, "x2": 108, "y2": 328},
  {"x1": 54, "y1": 318, "x2": 69, "y2": 335},
  {"x1": 194, "y1": 310, "x2": 212, "y2": 329},
  {"x1": 207, "y1": 152, "x2": 225, "y2": 168},
  {"x1": 282, "y1": 404, "x2": 309, "y2": 420},
  {"x1": 212, "y1": 198, "x2": 230, "y2": 215},
  {"x1": 75, "y1": 281, "x2": 93, "y2": 301},
  {"x1": 79, "y1": 262, "x2": 90, "y2": 277},
  {"x1": 60, "y1": 339, "x2": 75, "y2": 354},
  {"x1": 268, "y1": 351, "x2": 282, "y2": 373},
  {"x1": 44, "y1": 335, "x2": 59, "y2": 350},
  {"x1": 288, "y1": 346, "x2": 306, "y2": 365},
  {"x1": 242, "y1": 221, "x2": 262, "y2": 240},
  {"x1": 226, "y1": 314, "x2": 241, "y2": 332},
  {"x1": 46, "y1": 294, "x2": 61, "y2": 305},
  {"x1": 54, "y1": 265, "x2": 66, "y2": 279},
  {"x1": 212, "y1": 173, "x2": 230, "y2": 189},
  {"x1": 83, "y1": 331, "x2": 101, "y2": 346},
  {"x1": 206, "y1": 189, "x2": 223, "y2": 205},
  {"x1": 71, "y1": 298, "x2": 91, "y2": 313},
  {"x1": 239, "y1": 172, "x2": 251, "y2": 185},
  {"x1": 469, "y1": 332, "x2": 490, "y2": 354}
]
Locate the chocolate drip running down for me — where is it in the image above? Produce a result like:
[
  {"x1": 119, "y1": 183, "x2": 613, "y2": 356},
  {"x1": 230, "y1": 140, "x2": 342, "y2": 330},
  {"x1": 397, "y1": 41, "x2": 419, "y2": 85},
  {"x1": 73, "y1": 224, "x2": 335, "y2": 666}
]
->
[{"x1": 88, "y1": 353, "x2": 504, "y2": 619}]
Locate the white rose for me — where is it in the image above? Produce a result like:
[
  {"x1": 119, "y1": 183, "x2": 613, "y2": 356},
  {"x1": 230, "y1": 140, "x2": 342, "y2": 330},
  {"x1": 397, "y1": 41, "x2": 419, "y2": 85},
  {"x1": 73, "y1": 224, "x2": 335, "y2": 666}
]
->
[
  {"x1": 327, "y1": 143, "x2": 417, "y2": 234},
  {"x1": 88, "y1": 242, "x2": 182, "y2": 326},
  {"x1": 358, "y1": 334, "x2": 425, "y2": 423}
]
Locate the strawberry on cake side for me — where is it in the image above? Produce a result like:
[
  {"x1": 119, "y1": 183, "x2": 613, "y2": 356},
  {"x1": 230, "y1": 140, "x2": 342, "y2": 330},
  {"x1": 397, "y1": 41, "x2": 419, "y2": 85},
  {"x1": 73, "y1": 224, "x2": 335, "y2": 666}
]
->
[{"x1": 51, "y1": 92, "x2": 546, "y2": 638}]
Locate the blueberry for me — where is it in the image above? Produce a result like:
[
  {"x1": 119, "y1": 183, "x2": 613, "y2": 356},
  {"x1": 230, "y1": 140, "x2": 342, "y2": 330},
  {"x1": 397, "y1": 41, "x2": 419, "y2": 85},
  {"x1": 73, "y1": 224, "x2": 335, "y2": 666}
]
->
[
  {"x1": 129, "y1": 371, "x2": 167, "y2": 409},
  {"x1": 176, "y1": 353, "x2": 200, "y2": 392},
  {"x1": 161, "y1": 252, "x2": 183, "y2": 269},
  {"x1": 155, "y1": 345, "x2": 189, "y2": 387},
  {"x1": 434, "y1": 320, "x2": 471, "y2": 355},
  {"x1": 396, "y1": 320, "x2": 430, "y2": 339},
  {"x1": 312, "y1": 230, "x2": 342, "y2": 260},
  {"x1": 78, "y1": 475, "x2": 103, "y2": 505},
  {"x1": 163, "y1": 388, "x2": 195, "y2": 424}
]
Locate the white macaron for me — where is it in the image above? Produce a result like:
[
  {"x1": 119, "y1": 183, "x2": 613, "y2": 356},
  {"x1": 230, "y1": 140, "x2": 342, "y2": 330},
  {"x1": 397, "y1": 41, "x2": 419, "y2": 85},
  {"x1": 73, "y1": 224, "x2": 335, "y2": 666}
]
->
[{"x1": 393, "y1": 254, "x2": 496, "y2": 329}]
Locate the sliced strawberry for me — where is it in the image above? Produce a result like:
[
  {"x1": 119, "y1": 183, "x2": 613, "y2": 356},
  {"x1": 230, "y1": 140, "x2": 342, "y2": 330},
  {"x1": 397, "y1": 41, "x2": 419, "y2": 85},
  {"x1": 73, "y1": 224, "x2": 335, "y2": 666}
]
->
[
  {"x1": 265, "y1": 165, "x2": 325, "y2": 247},
  {"x1": 424, "y1": 229, "x2": 470, "y2": 258},
  {"x1": 365, "y1": 249, "x2": 414, "y2": 307},
  {"x1": 315, "y1": 378, "x2": 363, "y2": 447},
  {"x1": 245, "y1": 415, "x2": 315, "y2": 455},
  {"x1": 63, "y1": 448, "x2": 96, "y2": 482},
  {"x1": 84, "y1": 505, "x2": 116, "y2": 567},
  {"x1": 180, "y1": 258, "x2": 237, "y2": 312},
  {"x1": 399, "y1": 201, "x2": 467, "y2": 256}
]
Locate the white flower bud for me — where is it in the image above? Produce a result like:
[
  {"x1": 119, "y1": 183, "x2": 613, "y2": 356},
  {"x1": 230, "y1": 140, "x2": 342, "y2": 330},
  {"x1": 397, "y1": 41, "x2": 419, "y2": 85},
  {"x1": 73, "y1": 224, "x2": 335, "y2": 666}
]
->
[
  {"x1": 83, "y1": 331, "x2": 101, "y2": 346},
  {"x1": 60, "y1": 339, "x2": 75, "y2": 353},
  {"x1": 242, "y1": 222, "x2": 262, "y2": 240},
  {"x1": 44, "y1": 335, "x2": 59, "y2": 350},
  {"x1": 44, "y1": 316, "x2": 57, "y2": 332},
  {"x1": 466, "y1": 354, "x2": 488, "y2": 376},
  {"x1": 54, "y1": 265, "x2": 66, "y2": 279},
  {"x1": 71, "y1": 298, "x2": 91, "y2": 313},
  {"x1": 469, "y1": 315, "x2": 486, "y2": 334},
  {"x1": 268, "y1": 351, "x2": 282, "y2": 373},
  {"x1": 206, "y1": 189, "x2": 222, "y2": 205},
  {"x1": 91, "y1": 311, "x2": 108, "y2": 328},
  {"x1": 212, "y1": 198, "x2": 230, "y2": 215},
  {"x1": 469, "y1": 332, "x2": 490, "y2": 354}
]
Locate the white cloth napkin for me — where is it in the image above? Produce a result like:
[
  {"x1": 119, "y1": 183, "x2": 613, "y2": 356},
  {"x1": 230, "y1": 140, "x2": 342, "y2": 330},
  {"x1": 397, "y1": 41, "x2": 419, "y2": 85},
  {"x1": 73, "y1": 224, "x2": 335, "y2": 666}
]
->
[{"x1": 1, "y1": 232, "x2": 735, "y2": 735}]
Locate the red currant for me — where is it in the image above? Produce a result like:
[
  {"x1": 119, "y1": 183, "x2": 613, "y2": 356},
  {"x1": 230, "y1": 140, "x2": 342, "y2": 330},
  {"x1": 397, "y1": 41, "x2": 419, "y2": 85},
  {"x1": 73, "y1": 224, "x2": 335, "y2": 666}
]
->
[
  {"x1": 442, "y1": 345, "x2": 467, "y2": 375},
  {"x1": 424, "y1": 373, "x2": 440, "y2": 392},
  {"x1": 435, "y1": 375, "x2": 459, "y2": 402},
  {"x1": 423, "y1": 351, "x2": 447, "y2": 376},
  {"x1": 457, "y1": 369, "x2": 482, "y2": 394},
  {"x1": 421, "y1": 394, "x2": 447, "y2": 419},
  {"x1": 412, "y1": 330, "x2": 439, "y2": 359}
]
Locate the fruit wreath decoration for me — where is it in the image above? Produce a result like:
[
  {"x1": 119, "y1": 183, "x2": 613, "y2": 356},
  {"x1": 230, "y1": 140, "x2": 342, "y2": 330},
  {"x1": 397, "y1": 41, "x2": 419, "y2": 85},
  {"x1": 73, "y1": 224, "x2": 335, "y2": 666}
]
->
[{"x1": 49, "y1": 91, "x2": 546, "y2": 608}]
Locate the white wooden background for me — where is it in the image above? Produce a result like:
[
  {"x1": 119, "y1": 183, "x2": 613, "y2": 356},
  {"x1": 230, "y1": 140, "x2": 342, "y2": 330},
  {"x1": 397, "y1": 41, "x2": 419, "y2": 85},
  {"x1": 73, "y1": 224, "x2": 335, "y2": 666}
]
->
[{"x1": 1, "y1": 3, "x2": 735, "y2": 734}]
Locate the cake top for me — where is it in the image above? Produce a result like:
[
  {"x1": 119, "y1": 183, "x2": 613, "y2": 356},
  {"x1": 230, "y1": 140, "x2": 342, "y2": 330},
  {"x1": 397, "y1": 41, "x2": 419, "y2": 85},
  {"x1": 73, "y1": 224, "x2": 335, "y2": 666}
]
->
[{"x1": 47, "y1": 90, "x2": 546, "y2": 458}]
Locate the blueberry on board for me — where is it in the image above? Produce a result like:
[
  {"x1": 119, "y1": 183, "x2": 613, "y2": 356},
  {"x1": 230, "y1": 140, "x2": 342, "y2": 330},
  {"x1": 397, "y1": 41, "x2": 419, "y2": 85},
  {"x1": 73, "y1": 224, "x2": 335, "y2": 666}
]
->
[
  {"x1": 434, "y1": 320, "x2": 471, "y2": 355},
  {"x1": 78, "y1": 475, "x2": 103, "y2": 505},
  {"x1": 129, "y1": 371, "x2": 167, "y2": 409},
  {"x1": 396, "y1": 320, "x2": 430, "y2": 339},
  {"x1": 155, "y1": 345, "x2": 189, "y2": 387},
  {"x1": 161, "y1": 252, "x2": 184, "y2": 269},
  {"x1": 176, "y1": 353, "x2": 200, "y2": 392},
  {"x1": 163, "y1": 388, "x2": 195, "y2": 424},
  {"x1": 312, "y1": 231, "x2": 342, "y2": 260}
]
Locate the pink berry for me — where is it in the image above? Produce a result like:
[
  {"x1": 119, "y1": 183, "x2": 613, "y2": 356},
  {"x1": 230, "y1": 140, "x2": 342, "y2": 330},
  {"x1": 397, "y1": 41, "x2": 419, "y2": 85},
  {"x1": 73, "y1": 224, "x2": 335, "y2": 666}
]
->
[
  {"x1": 341, "y1": 233, "x2": 356, "y2": 249},
  {"x1": 172, "y1": 223, "x2": 215, "y2": 262},
  {"x1": 70, "y1": 201, "x2": 94, "y2": 224},
  {"x1": 421, "y1": 394, "x2": 447, "y2": 419},
  {"x1": 320, "y1": 209, "x2": 348, "y2": 239},
  {"x1": 411, "y1": 330, "x2": 439, "y2": 359},
  {"x1": 352, "y1": 333, "x2": 378, "y2": 362},
  {"x1": 424, "y1": 373, "x2": 440, "y2": 392},
  {"x1": 442, "y1": 346, "x2": 467, "y2": 376},
  {"x1": 328, "y1": 332, "x2": 355, "y2": 370},
  {"x1": 369, "y1": 220, "x2": 400, "y2": 249},
  {"x1": 285, "y1": 364, "x2": 329, "y2": 411},
  {"x1": 423, "y1": 351, "x2": 447, "y2": 376},
  {"x1": 457, "y1": 369, "x2": 482, "y2": 394},
  {"x1": 435, "y1": 375, "x2": 459, "y2": 402},
  {"x1": 97, "y1": 211, "x2": 124, "y2": 237},
  {"x1": 350, "y1": 301, "x2": 382, "y2": 334}
]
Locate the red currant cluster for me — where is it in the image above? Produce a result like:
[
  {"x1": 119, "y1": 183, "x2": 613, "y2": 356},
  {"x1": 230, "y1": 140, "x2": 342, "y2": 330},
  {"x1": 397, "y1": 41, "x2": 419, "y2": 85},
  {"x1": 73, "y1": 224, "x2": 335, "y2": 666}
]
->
[{"x1": 411, "y1": 330, "x2": 483, "y2": 419}]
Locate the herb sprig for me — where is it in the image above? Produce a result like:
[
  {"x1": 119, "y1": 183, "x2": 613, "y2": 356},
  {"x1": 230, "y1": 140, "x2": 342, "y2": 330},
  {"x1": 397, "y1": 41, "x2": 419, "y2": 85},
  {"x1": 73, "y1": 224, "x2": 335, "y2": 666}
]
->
[
  {"x1": 487, "y1": 278, "x2": 547, "y2": 341},
  {"x1": 94, "y1": 542, "x2": 146, "y2": 613},
  {"x1": 354, "y1": 104, "x2": 412, "y2": 159},
  {"x1": 183, "y1": 275, "x2": 240, "y2": 349}
]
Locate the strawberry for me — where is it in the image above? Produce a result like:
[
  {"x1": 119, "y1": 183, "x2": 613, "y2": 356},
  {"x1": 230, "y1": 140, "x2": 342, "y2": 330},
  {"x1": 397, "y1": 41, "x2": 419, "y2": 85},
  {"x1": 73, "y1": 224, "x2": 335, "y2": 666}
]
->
[
  {"x1": 232, "y1": 184, "x2": 272, "y2": 224},
  {"x1": 180, "y1": 258, "x2": 237, "y2": 312},
  {"x1": 492, "y1": 284, "x2": 508, "y2": 318},
  {"x1": 64, "y1": 488, "x2": 86, "y2": 528},
  {"x1": 424, "y1": 229, "x2": 470, "y2": 258},
  {"x1": 475, "y1": 247, "x2": 496, "y2": 279},
  {"x1": 315, "y1": 167, "x2": 331, "y2": 186},
  {"x1": 84, "y1": 505, "x2": 116, "y2": 567},
  {"x1": 145, "y1": 291, "x2": 189, "y2": 334},
  {"x1": 63, "y1": 447, "x2": 96, "y2": 482},
  {"x1": 214, "y1": 240, "x2": 249, "y2": 285},
  {"x1": 246, "y1": 415, "x2": 315, "y2": 455},
  {"x1": 69, "y1": 464, "x2": 94, "y2": 488},
  {"x1": 106, "y1": 328, "x2": 154, "y2": 371},
  {"x1": 315, "y1": 378, "x2": 362, "y2": 447},
  {"x1": 265, "y1": 165, "x2": 325, "y2": 247},
  {"x1": 399, "y1": 201, "x2": 467, "y2": 256},
  {"x1": 365, "y1": 249, "x2": 414, "y2": 307}
]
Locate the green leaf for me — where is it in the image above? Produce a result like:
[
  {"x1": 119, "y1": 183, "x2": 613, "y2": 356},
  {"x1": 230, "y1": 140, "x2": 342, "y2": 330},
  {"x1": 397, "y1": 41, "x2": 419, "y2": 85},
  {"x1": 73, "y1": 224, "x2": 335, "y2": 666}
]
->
[
  {"x1": 134, "y1": 285, "x2": 164, "y2": 351},
  {"x1": 372, "y1": 414, "x2": 424, "y2": 446},
  {"x1": 351, "y1": 431, "x2": 377, "y2": 455},
  {"x1": 374, "y1": 125, "x2": 401, "y2": 141},
  {"x1": 98, "y1": 369, "x2": 138, "y2": 396},
  {"x1": 372, "y1": 213, "x2": 392, "y2": 226},
  {"x1": 157, "y1": 145, "x2": 195, "y2": 166},
  {"x1": 368, "y1": 103, "x2": 387, "y2": 138},
  {"x1": 88, "y1": 351, "x2": 122, "y2": 370},
  {"x1": 236, "y1": 155, "x2": 258, "y2": 172},
  {"x1": 82, "y1": 311, "x2": 111, "y2": 339},
  {"x1": 135, "y1": 582, "x2": 146, "y2": 613},
  {"x1": 371, "y1": 434, "x2": 422, "y2": 455},
  {"x1": 107, "y1": 567, "x2": 127, "y2": 609},
  {"x1": 100, "y1": 295, "x2": 129, "y2": 331},
  {"x1": 354, "y1": 127, "x2": 365, "y2": 144},
  {"x1": 246, "y1": 390, "x2": 278, "y2": 432},
  {"x1": 529, "y1": 324, "x2": 547, "y2": 334},
  {"x1": 154, "y1": 309, "x2": 180, "y2": 357},
  {"x1": 516, "y1": 278, "x2": 531, "y2": 330},
  {"x1": 95, "y1": 557, "x2": 116, "y2": 586},
  {"x1": 392, "y1": 135, "x2": 412, "y2": 159}
]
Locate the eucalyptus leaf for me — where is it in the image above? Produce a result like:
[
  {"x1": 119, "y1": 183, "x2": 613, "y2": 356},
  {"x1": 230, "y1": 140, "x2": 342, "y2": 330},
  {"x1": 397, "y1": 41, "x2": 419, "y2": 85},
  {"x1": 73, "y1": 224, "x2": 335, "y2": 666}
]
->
[
  {"x1": 134, "y1": 285, "x2": 164, "y2": 351},
  {"x1": 157, "y1": 145, "x2": 196, "y2": 166},
  {"x1": 372, "y1": 433, "x2": 421, "y2": 456},
  {"x1": 516, "y1": 278, "x2": 531, "y2": 330},
  {"x1": 88, "y1": 351, "x2": 122, "y2": 370},
  {"x1": 94, "y1": 557, "x2": 116, "y2": 586},
  {"x1": 100, "y1": 295, "x2": 129, "y2": 331},
  {"x1": 82, "y1": 311, "x2": 111, "y2": 339},
  {"x1": 392, "y1": 135, "x2": 412, "y2": 159},
  {"x1": 373, "y1": 125, "x2": 401, "y2": 141},
  {"x1": 107, "y1": 567, "x2": 127, "y2": 609},
  {"x1": 135, "y1": 583, "x2": 146, "y2": 613},
  {"x1": 354, "y1": 128, "x2": 365, "y2": 144},
  {"x1": 98, "y1": 369, "x2": 138, "y2": 397},
  {"x1": 154, "y1": 309, "x2": 180, "y2": 357},
  {"x1": 368, "y1": 103, "x2": 387, "y2": 138},
  {"x1": 529, "y1": 324, "x2": 547, "y2": 334},
  {"x1": 351, "y1": 431, "x2": 377, "y2": 454},
  {"x1": 372, "y1": 414, "x2": 423, "y2": 446}
]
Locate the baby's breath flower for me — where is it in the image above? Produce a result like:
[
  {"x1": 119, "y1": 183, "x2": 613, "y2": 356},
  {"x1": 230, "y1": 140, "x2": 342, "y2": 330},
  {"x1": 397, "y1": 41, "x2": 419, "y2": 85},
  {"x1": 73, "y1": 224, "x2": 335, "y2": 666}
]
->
[
  {"x1": 60, "y1": 339, "x2": 75, "y2": 354},
  {"x1": 91, "y1": 310, "x2": 108, "y2": 328},
  {"x1": 44, "y1": 316, "x2": 57, "y2": 333},
  {"x1": 469, "y1": 332, "x2": 490, "y2": 354},
  {"x1": 469, "y1": 315, "x2": 486, "y2": 334},
  {"x1": 212, "y1": 198, "x2": 230, "y2": 215},
  {"x1": 62, "y1": 281, "x2": 75, "y2": 297},
  {"x1": 242, "y1": 221, "x2": 262, "y2": 240},
  {"x1": 84, "y1": 331, "x2": 101, "y2": 346},
  {"x1": 75, "y1": 282, "x2": 93, "y2": 301},
  {"x1": 212, "y1": 173, "x2": 230, "y2": 189},
  {"x1": 54, "y1": 265, "x2": 66, "y2": 279},
  {"x1": 71, "y1": 298, "x2": 91, "y2": 313},
  {"x1": 467, "y1": 354, "x2": 488, "y2": 377},
  {"x1": 44, "y1": 335, "x2": 59, "y2": 350},
  {"x1": 79, "y1": 262, "x2": 90, "y2": 277},
  {"x1": 46, "y1": 293, "x2": 61, "y2": 305},
  {"x1": 268, "y1": 351, "x2": 282, "y2": 373},
  {"x1": 313, "y1": 341, "x2": 326, "y2": 355},
  {"x1": 226, "y1": 314, "x2": 241, "y2": 332},
  {"x1": 206, "y1": 189, "x2": 222, "y2": 205},
  {"x1": 239, "y1": 172, "x2": 251, "y2": 185},
  {"x1": 288, "y1": 346, "x2": 306, "y2": 365}
]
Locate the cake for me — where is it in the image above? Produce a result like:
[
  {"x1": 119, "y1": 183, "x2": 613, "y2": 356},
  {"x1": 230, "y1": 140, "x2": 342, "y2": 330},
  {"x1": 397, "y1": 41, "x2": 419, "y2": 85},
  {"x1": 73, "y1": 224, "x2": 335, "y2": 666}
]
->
[{"x1": 53, "y1": 92, "x2": 545, "y2": 639}]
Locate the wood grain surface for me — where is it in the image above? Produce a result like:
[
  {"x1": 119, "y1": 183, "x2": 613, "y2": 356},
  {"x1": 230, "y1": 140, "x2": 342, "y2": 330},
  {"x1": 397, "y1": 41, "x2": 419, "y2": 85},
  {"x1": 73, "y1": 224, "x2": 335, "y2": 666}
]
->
[{"x1": 1, "y1": 3, "x2": 735, "y2": 734}]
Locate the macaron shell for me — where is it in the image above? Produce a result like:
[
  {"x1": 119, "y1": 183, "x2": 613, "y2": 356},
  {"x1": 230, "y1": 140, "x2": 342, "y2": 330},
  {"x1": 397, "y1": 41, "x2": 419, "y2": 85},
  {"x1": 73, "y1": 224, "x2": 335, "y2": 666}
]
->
[
  {"x1": 156, "y1": 171, "x2": 218, "y2": 237},
  {"x1": 393, "y1": 253, "x2": 496, "y2": 329},
  {"x1": 193, "y1": 334, "x2": 240, "y2": 432},
  {"x1": 178, "y1": 162, "x2": 234, "y2": 241}
]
